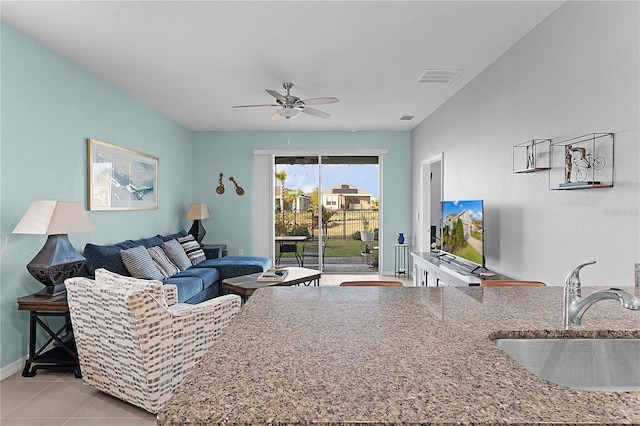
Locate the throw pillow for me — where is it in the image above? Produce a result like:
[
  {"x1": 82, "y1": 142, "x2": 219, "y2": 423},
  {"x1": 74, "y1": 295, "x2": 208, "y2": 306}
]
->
[
  {"x1": 178, "y1": 234, "x2": 206, "y2": 265},
  {"x1": 147, "y1": 246, "x2": 179, "y2": 278},
  {"x1": 162, "y1": 239, "x2": 192, "y2": 271},
  {"x1": 120, "y1": 245, "x2": 165, "y2": 281}
]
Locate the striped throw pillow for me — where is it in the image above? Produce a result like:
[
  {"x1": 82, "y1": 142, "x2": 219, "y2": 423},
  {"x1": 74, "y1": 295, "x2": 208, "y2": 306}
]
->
[
  {"x1": 162, "y1": 239, "x2": 192, "y2": 271},
  {"x1": 120, "y1": 245, "x2": 164, "y2": 280},
  {"x1": 178, "y1": 234, "x2": 206, "y2": 265},
  {"x1": 147, "y1": 246, "x2": 179, "y2": 278}
]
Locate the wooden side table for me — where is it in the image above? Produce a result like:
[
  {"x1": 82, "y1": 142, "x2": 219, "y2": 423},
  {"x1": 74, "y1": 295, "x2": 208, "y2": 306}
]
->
[{"x1": 17, "y1": 293, "x2": 81, "y2": 378}]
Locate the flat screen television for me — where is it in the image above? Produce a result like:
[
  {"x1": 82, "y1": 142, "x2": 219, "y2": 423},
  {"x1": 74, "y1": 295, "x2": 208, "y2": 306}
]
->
[{"x1": 440, "y1": 199, "x2": 484, "y2": 268}]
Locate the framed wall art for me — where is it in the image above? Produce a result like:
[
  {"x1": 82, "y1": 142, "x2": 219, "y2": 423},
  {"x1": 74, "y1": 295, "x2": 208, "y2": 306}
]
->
[{"x1": 87, "y1": 138, "x2": 159, "y2": 210}]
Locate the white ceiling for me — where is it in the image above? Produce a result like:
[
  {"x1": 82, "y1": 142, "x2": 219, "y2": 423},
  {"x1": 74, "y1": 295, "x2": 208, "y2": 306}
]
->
[{"x1": 1, "y1": 1, "x2": 564, "y2": 132}]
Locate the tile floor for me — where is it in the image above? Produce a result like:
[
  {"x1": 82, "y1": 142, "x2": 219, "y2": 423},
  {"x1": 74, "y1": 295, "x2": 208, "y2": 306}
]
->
[{"x1": 0, "y1": 274, "x2": 412, "y2": 425}]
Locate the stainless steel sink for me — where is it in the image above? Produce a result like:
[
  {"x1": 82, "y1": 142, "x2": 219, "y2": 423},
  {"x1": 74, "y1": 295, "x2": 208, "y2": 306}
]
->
[{"x1": 493, "y1": 338, "x2": 640, "y2": 391}]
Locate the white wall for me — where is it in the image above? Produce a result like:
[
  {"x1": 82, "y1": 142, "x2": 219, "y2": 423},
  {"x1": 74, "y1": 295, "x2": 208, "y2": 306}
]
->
[{"x1": 411, "y1": 1, "x2": 639, "y2": 286}]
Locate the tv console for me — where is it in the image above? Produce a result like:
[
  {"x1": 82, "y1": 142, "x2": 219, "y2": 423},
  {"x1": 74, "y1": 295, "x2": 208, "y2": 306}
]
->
[{"x1": 411, "y1": 251, "x2": 510, "y2": 287}]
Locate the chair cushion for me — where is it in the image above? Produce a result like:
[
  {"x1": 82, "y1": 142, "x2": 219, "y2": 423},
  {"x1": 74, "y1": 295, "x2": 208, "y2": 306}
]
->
[
  {"x1": 121, "y1": 246, "x2": 165, "y2": 280},
  {"x1": 162, "y1": 239, "x2": 192, "y2": 271},
  {"x1": 178, "y1": 235, "x2": 206, "y2": 265},
  {"x1": 147, "y1": 246, "x2": 179, "y2": 278}
]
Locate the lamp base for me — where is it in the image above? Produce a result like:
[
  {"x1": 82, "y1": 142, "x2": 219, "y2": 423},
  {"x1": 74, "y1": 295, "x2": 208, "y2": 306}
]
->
[
  {"x1": 26, "y1": 234, "x2": 86, "y2": 296},
  {"x1": 188, "y1": 220, "x2": 206, "y2": 245},
  {"x1": 33, "y1": 283, "x2": 67, "y2": 297}
]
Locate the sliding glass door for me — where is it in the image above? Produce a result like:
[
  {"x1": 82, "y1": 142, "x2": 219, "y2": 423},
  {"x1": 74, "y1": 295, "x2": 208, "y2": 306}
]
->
[{"x1": 274, "y1": 155, "x2": 379, "y2": 273}]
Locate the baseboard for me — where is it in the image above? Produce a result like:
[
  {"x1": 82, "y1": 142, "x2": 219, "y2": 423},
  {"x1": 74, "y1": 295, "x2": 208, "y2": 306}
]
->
[{"x1": 1, "y1": 356, "x2": 26, "y2": 381}]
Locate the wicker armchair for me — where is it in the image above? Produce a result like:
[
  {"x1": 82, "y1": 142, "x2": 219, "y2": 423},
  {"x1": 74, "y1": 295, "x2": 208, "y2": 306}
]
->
[{"x1": 65, "y1": 268, "x2": 241, "y2": 413}]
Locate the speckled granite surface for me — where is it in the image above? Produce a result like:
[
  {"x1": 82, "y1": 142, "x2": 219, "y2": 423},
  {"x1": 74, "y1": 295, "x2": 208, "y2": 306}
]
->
[{"x1": 158, "y1": 286, "x2": 640, "y2": 425}]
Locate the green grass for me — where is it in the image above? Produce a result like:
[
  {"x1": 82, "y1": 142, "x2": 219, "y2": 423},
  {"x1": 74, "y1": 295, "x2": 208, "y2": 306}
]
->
[
  {"x1": 324, "y1": 238, "x2": 376, "y2": 257},
  {"x1": 278, "y1": 238, "x2": 375, "y2": 258}
]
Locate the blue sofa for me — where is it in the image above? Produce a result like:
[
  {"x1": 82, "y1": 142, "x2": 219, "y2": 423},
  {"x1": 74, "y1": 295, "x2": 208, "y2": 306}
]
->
[{"x1": 81, "y1": 230, "x2": 271, "y2": 304}]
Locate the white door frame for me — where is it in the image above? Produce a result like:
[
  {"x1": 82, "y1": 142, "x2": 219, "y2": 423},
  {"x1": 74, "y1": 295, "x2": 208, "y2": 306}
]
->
[
  {"x1": 254, "y1": 149, "x2": 387, "y2": 269},
  {"x1": 419, "y1": 153, "x2": 443, "y2": 252}
]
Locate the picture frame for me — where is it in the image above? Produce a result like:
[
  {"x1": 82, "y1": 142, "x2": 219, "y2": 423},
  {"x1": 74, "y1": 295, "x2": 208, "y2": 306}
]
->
[{"x1": 87, "y1": 138, "x2": 159, "y2": 210}]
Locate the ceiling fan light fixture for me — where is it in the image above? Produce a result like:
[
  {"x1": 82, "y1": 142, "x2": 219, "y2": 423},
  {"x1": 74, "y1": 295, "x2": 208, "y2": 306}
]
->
[{"x1": 276, "y1": 107, "x2": 302, "y2": 119}]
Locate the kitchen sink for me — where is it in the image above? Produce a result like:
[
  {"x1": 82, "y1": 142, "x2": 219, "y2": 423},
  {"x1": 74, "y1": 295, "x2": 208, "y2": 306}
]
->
[{"x1": 493, "y1": 338, "x2": 640, "y2": 391}]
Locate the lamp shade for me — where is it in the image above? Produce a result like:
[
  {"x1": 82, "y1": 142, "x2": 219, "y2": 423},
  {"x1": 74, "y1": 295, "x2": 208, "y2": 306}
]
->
[
  {"x1": 186, "y1": 203, "x2": 209, "y2": 220},
  {"x1": 276, "y1": 107, "x2": 302, "y2": 119},
  {"x1": 13, "y1": 201, "x2": 94, "y2": 235},
  {"x1": 13, "y1": 201, "x2": 94, "y2": 296}
]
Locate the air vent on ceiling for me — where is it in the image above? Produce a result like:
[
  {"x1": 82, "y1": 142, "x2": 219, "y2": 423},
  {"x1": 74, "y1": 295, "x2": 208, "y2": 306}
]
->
[
  {"x1": 418, "y1": 69, "x2": 462, "y2": 84},
  {"x1": 400, "y1": 116, "x2": 415, "y2": 121}
]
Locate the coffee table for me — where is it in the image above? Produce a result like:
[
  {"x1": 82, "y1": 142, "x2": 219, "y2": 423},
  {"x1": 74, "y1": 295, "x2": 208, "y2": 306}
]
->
[{"x1": 222, "y1": 266, "x2": 321, "y2": 302}]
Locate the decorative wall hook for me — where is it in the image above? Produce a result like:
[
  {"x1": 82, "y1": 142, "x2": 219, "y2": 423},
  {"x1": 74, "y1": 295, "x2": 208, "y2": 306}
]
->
[
  {"x1": 229, "y1": 177, "x2": 244, "y2": 196},
  {"x1": 216, "y1": 173, "x2": 225, "y2": 194}
]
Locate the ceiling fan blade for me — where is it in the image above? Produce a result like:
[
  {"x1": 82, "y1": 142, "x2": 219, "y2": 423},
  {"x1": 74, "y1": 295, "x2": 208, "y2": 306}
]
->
[
  {"x1": 302, "y1": 107, "x2": 330, "y2": 119},
  {"x1": 302, "y1": 97, "x2": 339, "y2": 106},
  {"x1": 232, "y1": 104, "x2": 279, "y2": 108},
  {"x1": 269, "y1": 111, "x2": 281, "y2": 121},
  {"x1": 266, "y1": 89, "x2": 286, "y2": 103}
]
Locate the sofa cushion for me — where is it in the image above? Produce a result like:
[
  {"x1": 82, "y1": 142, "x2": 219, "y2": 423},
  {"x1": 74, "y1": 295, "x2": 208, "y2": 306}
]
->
[
  {"x1": 121, "y1": 246, "x2": 165, "y2": 280},
  {"x1": 162, "y1": 239, "x2": 192, "y2": 271},
  {"x1": 117, "y1": 235, "x2": 164, "y2": 250},
  {"x1": 83, "y1": 243, "x2": 130, "y2": 277},
  {"x1": 178, "y1": 235, "x2": 206, "y2": 265},
  {"x1": 194, "y1": 256, "x2": 271, "y2": 280},
  {"x1": 173, "y1": 267, "x2": 220, "y2": 290},
  {"x1": 162, "y1": 276, "x2": 204, "y2": 303},
  {"x1": 160, "y1": 229, "x2": 188, "y2": 242},
  {"x1": 147, "y1": 246, "x2": 179, "y2": 278}
]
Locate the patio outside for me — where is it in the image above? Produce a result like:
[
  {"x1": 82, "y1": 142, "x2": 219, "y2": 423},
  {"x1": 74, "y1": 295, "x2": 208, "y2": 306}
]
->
[{"x1": 275, "y1": 209, "x2": 379, "y2": 273}]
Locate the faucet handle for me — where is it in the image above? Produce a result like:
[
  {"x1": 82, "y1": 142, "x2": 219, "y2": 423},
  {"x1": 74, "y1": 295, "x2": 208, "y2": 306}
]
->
[{"x1": 564, "y1": 261, "x2": 597, "y2": 289}]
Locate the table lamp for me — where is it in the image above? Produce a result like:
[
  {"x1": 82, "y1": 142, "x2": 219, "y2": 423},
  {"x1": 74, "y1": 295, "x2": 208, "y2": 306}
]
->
[
  {"x1": 186, "y1": 203, "x2": 209, "y2": 244},
  {"x1": 13, "y1": 200, "x2": 94, "y2": 296}
]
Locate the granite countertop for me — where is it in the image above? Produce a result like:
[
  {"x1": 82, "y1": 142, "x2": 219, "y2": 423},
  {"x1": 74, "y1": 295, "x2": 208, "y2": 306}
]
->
[{"x1": 158, "y1": 286, "x2": 640, "y2": 425}]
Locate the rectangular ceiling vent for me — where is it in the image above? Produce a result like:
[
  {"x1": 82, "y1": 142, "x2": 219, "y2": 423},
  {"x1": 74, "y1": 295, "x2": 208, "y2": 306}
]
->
[
  {"x1": 400, "y1": 115, "x2": 415, "y2": 121},
  {"x1": 419, "y1": 69, "x2": 462, "y2": 84}
]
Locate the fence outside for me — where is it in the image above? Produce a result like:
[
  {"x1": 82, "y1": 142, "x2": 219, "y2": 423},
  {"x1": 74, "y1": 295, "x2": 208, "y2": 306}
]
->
[{"x1": 275, "y1": 209, "x2": 379, "y2": 240}]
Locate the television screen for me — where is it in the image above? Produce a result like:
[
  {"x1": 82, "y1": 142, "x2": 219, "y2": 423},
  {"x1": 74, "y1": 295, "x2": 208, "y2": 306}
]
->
[{"x1": 440, "y1": 199, "x2": 484, "y2": 267}]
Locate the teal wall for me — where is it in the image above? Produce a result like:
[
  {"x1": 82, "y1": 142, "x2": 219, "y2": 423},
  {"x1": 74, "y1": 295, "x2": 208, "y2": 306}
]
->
[
  {"x1": 192, "y1": 131, "x2": 412, "y2": 271},
  {"x1": 0, "y1": 24, "x2": 194, "y2": 370},
  {"x1": 0, "y1": 23, "x2": 412, "y2": 372}
]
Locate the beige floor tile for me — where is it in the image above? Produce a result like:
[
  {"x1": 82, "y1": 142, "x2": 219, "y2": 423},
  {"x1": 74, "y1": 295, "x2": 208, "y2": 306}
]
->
[
  {"x1": 0, "y1": 418, "x2": 68, "y2": 425},
  {"x1": 0, "y1": 381, "x2": 56, "y2": 417},
  {"x1": 76, "y1": 392, "x2": 156, "y2": 419},
  {"x1": 3, "y1": 381, "x2": 97, "y2": 419}
]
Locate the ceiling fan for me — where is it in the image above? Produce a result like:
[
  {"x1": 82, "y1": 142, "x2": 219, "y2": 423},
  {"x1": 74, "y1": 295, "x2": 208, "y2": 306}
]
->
[{"x1": 232, "y1": 82, "x2": 338, "y2": 120}]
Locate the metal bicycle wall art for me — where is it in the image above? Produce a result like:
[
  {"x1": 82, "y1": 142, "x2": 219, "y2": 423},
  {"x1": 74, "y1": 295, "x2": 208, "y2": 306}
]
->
[
  {"x1": 87, "y1": 138, "x2": 159, "y2": 210},
  {"x1": 550, "y1": 133, "x2": 613, "y2": 190},
  {"x1": 565, "y1": 145, "x2": 606, "y2": 183}
]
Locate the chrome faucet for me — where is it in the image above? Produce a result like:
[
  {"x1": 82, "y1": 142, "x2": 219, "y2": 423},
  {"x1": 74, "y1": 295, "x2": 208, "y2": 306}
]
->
[{"x1": 563, "y1": 261, "x2": 640, "y2": 327}]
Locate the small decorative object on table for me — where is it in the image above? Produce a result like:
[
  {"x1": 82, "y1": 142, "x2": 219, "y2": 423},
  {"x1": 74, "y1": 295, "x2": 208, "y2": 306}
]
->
[
  {"x1": 398, "y1": 233, "x2": 405, "y2": 244},
  {"x1": 257, "y1": 268, "x2": 289, "y2": 282}
]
